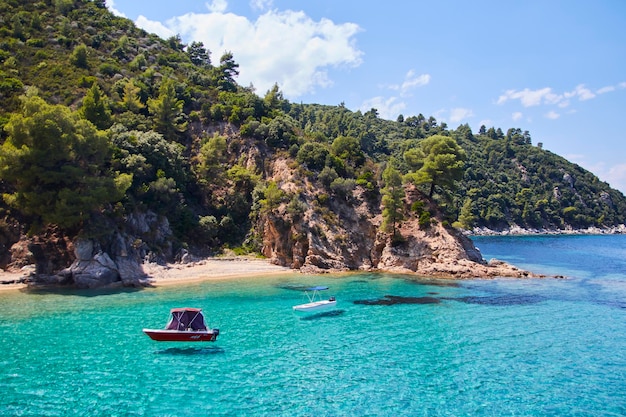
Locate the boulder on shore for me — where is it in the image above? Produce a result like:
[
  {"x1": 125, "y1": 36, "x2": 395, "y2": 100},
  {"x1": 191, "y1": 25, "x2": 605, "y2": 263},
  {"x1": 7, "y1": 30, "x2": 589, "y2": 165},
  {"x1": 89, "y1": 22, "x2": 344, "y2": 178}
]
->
[{"x1": 27, "y1": 237, "x2": 149, "y2": 289}]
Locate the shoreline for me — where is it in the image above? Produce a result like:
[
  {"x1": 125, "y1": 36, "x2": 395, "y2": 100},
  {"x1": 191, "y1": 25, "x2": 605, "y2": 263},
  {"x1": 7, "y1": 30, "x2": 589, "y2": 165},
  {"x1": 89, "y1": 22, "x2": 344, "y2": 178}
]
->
[
  {"x1": 0, "y1": 254, "x2": 553, "y2": 293},
  {"x1": 0, "y1": 257, "x2": 294, "y2": 292},
  {"x1": 466, "y1": 224, "x2": 626, "y2": 236},
  {"x1": 139, "y1": 257, "x2": 294, "y2": 287},
  {"x1": 0, "y1": 266, "x2": 33, "y2": 292},
  {"x1": 1, "y1": 230, "x2": 623, "y2": 292}
]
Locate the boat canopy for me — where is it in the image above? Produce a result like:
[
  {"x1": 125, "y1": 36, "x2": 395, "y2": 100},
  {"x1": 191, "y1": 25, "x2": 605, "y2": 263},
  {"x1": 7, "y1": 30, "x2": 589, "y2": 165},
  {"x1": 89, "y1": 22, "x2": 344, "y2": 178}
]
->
[
  {"x1": 166, "y1": 308, "x2": 207, "y2": 331},
  {"x1": 306, "y1": 286, "x2": 329, "y2": 291}
]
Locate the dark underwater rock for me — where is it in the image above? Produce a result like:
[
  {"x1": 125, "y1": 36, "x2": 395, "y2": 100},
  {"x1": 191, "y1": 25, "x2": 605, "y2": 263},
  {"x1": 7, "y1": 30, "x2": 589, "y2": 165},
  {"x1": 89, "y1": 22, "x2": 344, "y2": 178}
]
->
[{"x1": 354, "y1": 295, "x2": 441, "y2": 305}]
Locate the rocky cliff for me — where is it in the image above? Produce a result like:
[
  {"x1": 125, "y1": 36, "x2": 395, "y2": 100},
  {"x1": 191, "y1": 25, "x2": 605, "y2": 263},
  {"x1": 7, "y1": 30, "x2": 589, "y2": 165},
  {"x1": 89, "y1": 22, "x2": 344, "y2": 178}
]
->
[
  {"x1": 256, "y1": 157, "x2": 538, "y2": 279},
  {"x1": 4, "y1": 211, "x2": 172, "y2": 288}
]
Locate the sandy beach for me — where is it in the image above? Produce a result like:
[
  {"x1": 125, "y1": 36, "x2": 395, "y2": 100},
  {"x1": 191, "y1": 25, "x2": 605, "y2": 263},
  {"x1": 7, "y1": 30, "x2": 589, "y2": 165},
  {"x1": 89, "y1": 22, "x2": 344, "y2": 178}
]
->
[
  {"x1": 140, "y1": 257, "x2": 293, "y2": 286},
  {"x1": 0, "y1": 257, "x2": 293, "y2": 292},
  {"x1": 0, "y1": 266, "x2": 34, "y2": 291}
]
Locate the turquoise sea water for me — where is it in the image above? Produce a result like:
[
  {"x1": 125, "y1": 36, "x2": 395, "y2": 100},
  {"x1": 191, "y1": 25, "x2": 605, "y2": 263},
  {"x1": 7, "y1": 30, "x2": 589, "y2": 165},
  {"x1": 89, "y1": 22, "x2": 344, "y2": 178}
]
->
[{"x1": 1, "y1": 235, "x2": 625, "y2": 416}]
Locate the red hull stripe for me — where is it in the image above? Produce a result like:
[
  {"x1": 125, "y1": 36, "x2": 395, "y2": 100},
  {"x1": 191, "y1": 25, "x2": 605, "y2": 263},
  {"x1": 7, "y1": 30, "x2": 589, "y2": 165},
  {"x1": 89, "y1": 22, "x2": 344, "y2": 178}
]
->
[{"x1": 143, "y1": 330, "x2": 218, "y2": 342}]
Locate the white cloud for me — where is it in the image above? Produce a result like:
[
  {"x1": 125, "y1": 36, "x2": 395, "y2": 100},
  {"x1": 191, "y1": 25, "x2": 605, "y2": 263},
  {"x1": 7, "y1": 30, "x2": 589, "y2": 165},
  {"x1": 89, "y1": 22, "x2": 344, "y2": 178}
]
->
[
  {"x1": 206, "y1": 0, "x2": 228, "y2": 13},
  {"x1": 596, "y1": 86, "x2": 615, "y2": 94},
  {"x1": 605, "y1": 163, "x2": 626, "y2": 195},
  {"x1": 250, "y1": 0, "x2": 273, "y2": 11},
  {"x1": 136, "y1": 16, "x2": 176, "y2": 39},
  {"x1": 359, "y1": 96, "x2": 406, "y2": 120},
  {"x1": 105, "y1": 0, "x2": 125, "y2": 17},
  {"x1": 387, "y1": 70, "x2": 430, "y2": 96},
  {"x1": 498, "y1": 82, "x2": 624, "y2": 110},
  {"x1": 497, "y1": 87, "x2": 560, "y2": 107},
  {"x1": 478, "y1": 119, "x2": 492, "y2": 128},
  {"x1": 133, "y1": 9, "x2": 363, "y2": 97},
  {"x1": 449, "y1": 107, "x2": 474, "y2": 123},
  {"x1": 512, "y1": 111, "x2": 523, "y2": 121},
  {"x1": 369, "y1": 70, "x2": 431, "y2": 120},
  {"x1": 564, "y1": 84, "x2": 595, "y2": 101},
  {"x1": 569, "y1": 158, "x2": 626, "y2": 195},
  {"x1": 545, "y1": 110, "x2": 560, "y2": 119},
  {"x1": 433, "y1": 108, "x2": 447, "y2": 122}
]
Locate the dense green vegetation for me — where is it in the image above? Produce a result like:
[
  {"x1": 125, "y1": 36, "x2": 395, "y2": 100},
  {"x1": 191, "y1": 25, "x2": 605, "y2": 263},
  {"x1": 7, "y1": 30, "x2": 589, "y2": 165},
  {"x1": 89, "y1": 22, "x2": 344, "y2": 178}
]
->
[{"x1": 0, "y1": 0, "x2": 623, "y2": 257}]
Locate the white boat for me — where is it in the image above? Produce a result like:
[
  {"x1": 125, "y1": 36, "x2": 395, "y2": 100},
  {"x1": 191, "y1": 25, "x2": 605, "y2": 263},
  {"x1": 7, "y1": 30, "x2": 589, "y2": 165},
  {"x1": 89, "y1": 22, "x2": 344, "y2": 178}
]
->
[{"x1": 293, "y1": 286, "x2": 337, "y2": 312}]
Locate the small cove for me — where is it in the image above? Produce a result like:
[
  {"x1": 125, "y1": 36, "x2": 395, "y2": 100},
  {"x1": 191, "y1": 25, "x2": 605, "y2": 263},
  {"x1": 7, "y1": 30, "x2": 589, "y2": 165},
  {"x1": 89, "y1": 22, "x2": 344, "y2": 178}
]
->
[{"x1": 1, "y1": 235, "x2": 625, "y2": 416}]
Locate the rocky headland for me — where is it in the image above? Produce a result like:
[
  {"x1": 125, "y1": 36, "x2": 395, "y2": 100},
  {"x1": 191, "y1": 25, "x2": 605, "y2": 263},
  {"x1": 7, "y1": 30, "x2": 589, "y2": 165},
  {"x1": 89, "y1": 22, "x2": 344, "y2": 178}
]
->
[
  {"x1": 0, "y1": 201, "x2": 544, "y2": 291},
  {"x1": 0, "y1": 154, "x2": 595, "y2": 290}
]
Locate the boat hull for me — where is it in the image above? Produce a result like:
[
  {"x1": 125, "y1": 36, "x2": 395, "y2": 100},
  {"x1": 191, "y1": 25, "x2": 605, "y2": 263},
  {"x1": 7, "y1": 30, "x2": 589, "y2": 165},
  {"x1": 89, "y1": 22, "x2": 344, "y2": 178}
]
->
[
  {"x1": 142, "y1": 329, "x2": 219, "y2": 342},
  {"x1": 293, "y1": 300, "x2": 337, "y2": 312}
]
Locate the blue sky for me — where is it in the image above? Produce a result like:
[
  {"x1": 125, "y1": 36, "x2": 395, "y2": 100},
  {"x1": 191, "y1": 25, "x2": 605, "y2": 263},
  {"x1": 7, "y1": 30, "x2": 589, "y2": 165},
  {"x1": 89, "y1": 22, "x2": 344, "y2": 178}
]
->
[{"x1": 106, "y1": 0, "x2": 626, "y2": 194}]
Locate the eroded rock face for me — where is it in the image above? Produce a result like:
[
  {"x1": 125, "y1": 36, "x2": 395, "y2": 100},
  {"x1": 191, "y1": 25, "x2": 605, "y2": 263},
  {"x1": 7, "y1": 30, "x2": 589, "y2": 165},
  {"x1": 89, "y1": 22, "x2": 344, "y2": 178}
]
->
[
  {"x1": 7, "y1": 212, "x2": 169, "y2": 288},
  {"x1": 74, "y1": 238, "x2": 94, "y2": 261},
  {"x1": 6, "y1": 229, "x2": 73, "y2": 275},
  {"x1": 262, "y1": 206, "x2": 539, "y2": 278},
  {"x1": 54, "y1": 239, "x2": 119, "y2": 289},
  {"x1": 71, "y1": 257, "x2": 119, "y2": 289},
  {"x1": 258, "y1": 161, "x2": 538, "y2": 279},
  {"x1": 63, "y1": 225, "x2": 165, "y2": 287}
]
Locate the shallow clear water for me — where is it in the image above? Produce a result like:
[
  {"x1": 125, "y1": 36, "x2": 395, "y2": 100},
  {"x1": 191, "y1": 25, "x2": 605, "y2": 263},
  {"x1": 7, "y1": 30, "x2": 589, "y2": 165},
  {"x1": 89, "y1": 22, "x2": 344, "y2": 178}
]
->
[{"x1": 1, "y1": 235, "x2": 625, "y2": 416}]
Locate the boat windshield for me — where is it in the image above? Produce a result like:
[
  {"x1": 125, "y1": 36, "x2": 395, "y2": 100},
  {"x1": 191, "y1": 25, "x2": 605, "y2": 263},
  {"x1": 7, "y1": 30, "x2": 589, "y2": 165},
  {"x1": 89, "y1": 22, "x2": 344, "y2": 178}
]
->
[{"x1": 166, "y1": 309, "x2": 207, "y2": 331}]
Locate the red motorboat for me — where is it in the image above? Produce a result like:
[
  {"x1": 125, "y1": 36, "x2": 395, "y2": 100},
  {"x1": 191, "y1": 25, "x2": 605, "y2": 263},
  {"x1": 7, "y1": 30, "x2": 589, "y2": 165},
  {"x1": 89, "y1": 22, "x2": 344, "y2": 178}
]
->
[{"x1": 143, "y1": 308, "x2": 220, "y2": 342}]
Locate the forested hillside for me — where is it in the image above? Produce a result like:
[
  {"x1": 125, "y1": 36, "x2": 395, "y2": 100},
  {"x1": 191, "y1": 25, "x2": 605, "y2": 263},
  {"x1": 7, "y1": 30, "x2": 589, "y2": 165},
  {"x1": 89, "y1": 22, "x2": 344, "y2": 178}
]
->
[{"x1": 0, "y1": 0, "x2": 624, "y2": 275}]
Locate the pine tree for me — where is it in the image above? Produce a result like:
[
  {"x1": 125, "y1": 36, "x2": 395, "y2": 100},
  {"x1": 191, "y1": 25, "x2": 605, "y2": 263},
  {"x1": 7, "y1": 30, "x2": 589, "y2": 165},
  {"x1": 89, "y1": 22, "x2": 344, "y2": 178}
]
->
[
  {"x1": 148, "y1": 78, "x2": 186, "y2": 137},
  {"x1": 119, "y1": 79, "x2": 144, "y2": 113},
  {"x1": 70, "y1": 43, "x2": 89, "y2": 69},
  {"x1": 404, "y1": 135, "x2": 466, "y2": 198},
  {"x1": 0, "y1": 91, "x2": 131, "y2": 231},
  {"x1": 457, "y1": 198, "x2": 476, "y2": 230},
  {"x1": 381, "y1": 162, "x2": 404, "y2": 239},
  {"x1": 80, "y1": 82, "x2": 112, "y2": 130}
]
